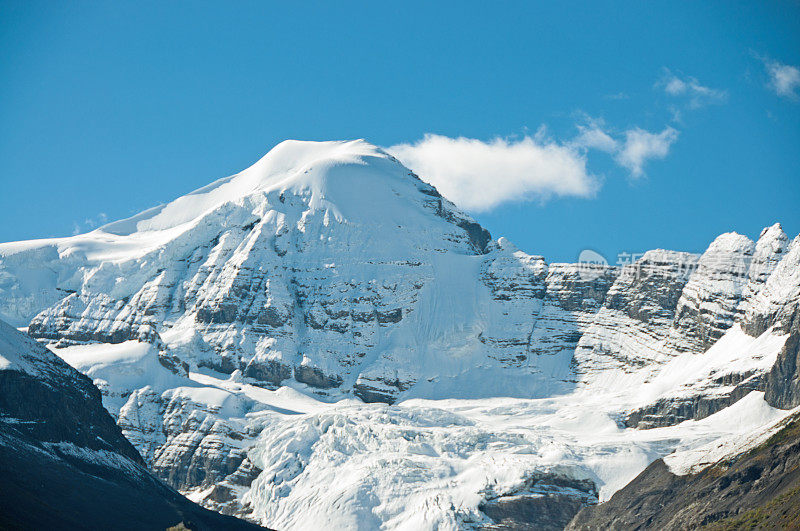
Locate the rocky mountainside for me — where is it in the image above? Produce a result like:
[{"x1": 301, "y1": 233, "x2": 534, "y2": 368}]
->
[
  {"x1": 567, "y1": 410, "x2": 800, "y2": 530},
  {"x1": 0, "y1": 139, "x2": 798, "y2": 529},
  {"x1": 0, "y1": 319, "x2": 264, "y2": 530}
]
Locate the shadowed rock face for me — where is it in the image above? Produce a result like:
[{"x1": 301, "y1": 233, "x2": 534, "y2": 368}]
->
[
  {"x1": 748, "y1": 234, "x2": 800, "y2": 411},
  {"x1": 0, "y1": 320, "x2": 264, "y2": 531},
  {"x1": 567, "y1": 413, "x2": 800, "y2": 531},
  {"x1": 765, "y1": 329, "x2": 800, "y2": 409},
  {"x1": 625, "y1": 371, "x2": 764, "y2": 429},
  {"x1": 477, "y1": 473, "x2": 598, "y2": 531},
  {"x1": 0, "y1": 345, "x2": 144, "y2": 465},
  {"x1": 603, "y1": 251, "x2": 696, "y2": 324}
]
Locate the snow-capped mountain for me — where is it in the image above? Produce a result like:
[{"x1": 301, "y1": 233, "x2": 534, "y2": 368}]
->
[{"x1": 1, "y1": 139, "x2": 798, "y2": 529}]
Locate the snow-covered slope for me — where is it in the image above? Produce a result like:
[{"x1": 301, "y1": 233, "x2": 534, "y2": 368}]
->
[{"x1": 1, "y1": 139, "x2": 798, "y2": 529}]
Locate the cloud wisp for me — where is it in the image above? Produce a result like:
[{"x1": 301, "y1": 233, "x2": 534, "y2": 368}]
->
[
  {"x1": 763, "y1": 58, "x2": 800, "y2": 100},
  {"x1": 573, "y1": 122, "x2": 618, "y2": 153},
  {"x1": 659, "y1": 69, "x2": 726, "y2": 109},
  {"x1": 72, "y1": 212, "x2": 108, "y2": 236},
  {"x1": 614, "y1": 127, "x2": 679, "y2": 178},
  {"x1": 571, "y1": 119, "x2": 679, "y2": 179},
  {"x1": 387, "y1": 134, "x2": 598, "y2": 212}
]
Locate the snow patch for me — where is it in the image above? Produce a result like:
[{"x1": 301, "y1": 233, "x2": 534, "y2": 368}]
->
[{"x1": 664, "y1": 392, "x2": 797, "y2": 475}]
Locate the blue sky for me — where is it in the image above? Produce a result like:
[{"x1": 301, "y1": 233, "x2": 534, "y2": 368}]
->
[{"x1": 1, "y1": 1, "x2": 798, "y2": 262}]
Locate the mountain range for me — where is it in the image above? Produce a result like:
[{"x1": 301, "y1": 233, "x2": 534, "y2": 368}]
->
[{"x1": 1, "y1": 139, "x2": 798, "y2": 529}]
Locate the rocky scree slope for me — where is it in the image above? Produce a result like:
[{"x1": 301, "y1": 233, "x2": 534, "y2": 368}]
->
[{"x1": 0, "y1": 318, "x2": 265, "y2": 530}]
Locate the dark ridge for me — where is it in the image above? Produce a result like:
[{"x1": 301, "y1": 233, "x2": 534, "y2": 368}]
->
[
  {"x1": 0, "y1": 322, "x2": 268, "y2": 531},
  {"x1": 567, "y1": 412, "x2": 800, "y2": 530}
]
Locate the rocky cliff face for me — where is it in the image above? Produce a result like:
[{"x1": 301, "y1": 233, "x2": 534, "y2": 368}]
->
[
  {"x1": 607, "y1": 228, "x2": 798, "y2": 428},
  {"x1": 0, "y1": 319, "x2": 263, "y2": 530},
  {"x1": 478, "y1": 472, "x2": 598, "y2": 531},
  {"x1": 747, "y1": 230, "x2": 800, "y2": 410},
  {"x1": 0, "y1": 140, "x2": 798, "y2": 529}
]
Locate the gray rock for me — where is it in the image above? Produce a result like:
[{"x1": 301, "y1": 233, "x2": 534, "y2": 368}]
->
[
  {"x1": 478, "y1": 472, "x2": 598, "y2": 531},
  {"x1": 764, "y1": 329, "x2": 800, "y2": 409},
  {"x1": 625, "y1": 372, "x2": 763, "y2": 428},
  {"x1": 294, "y1": 364, "x2": 343, "y2": 388}
]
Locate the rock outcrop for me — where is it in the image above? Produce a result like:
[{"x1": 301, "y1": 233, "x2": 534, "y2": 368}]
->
[{"x1": 478, "y1": 472, "x2": 598, "y2": 531}]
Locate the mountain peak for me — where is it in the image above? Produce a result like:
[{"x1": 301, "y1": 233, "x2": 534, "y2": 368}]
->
[
  {"x1": 760, "y1": 222, "x2": 785, "y2": 238},
  {"x1": 100, "y1": 139, "x2": 400, "y2": 237},
  {"x1": 757, "y1": 222, "x2": 788, "y2": 250}
]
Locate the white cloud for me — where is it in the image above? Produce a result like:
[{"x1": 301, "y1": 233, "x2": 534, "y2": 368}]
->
[
  {"x1": 387, "y1": 122, "x2": 680, "y2": 211},
  {"x1": 572, "y1": 119, "x2": 679, "y2": 178},
  {"x1": 387, "y1": 134, "x2": 598, "y2": 212},
  {"x1": 572, "y1": 122, "x2": 619, "y2": 153},
  {"x1": 659, "y1": 70, "x2": 726, "y2": 108},
  {"x1": 764, "y1": 59, "x2": 800, "y2": 99},
  {"x1": 615, "y1": 127, "x2": 679, "y2": 177}
]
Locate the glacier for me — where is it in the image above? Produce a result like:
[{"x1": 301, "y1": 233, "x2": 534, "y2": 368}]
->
[{"x1": 1, "y1": 139, "x2": 798, "y2": 529}]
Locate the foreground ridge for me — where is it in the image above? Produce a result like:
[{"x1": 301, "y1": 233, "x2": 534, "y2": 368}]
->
[
  {"x1": 568, "y1": 411, "x2": 800, "y2": 530},
  {"x1": 0, "y1": 319, "x2": 265, "y2": 530}
]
